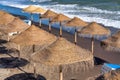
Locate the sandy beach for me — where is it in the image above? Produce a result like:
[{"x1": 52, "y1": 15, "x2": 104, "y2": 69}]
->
[
  {"x1": 0, "y1": 20, "x2": 119, "y2": 80},
  {"x1": 0, "y1": 2, "x2": 120, "y2": 80}
]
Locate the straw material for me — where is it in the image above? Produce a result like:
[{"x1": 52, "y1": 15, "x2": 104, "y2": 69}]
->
[
  {"x1": 0, "y1": 17, "x2": 29, "y2": 34},
  {"x1": 102, "y1": 31, "x2": 120, "y2": 51},
  {"x1": 23, "y1": 5, "x2": 38, "y2": 13},
  {"x1": 103, "y1": 69, "x2": 120, "y2": 80},
  {"x1": 64, "y1": 17, "x2": 88, "y2": 27},
  {"x1": 79, "y1": 22, "x2": 110, "y2": 36},
  {"x1": 29, "y1": 7, "x2": 46, "y2": 14},
  {"x1": 31, "y1": 37, "x2": 93, "y2": 65},
  {"x1": 0, "y1": 13, "x2": 15, "y2": 25},
  {"x1": 0, "y1": 10, "x2": 6, "y2": 16},
  {"x1": 51, "y1": 13, "x2": 71, "y2": 22},
  {"x1": 10, "y1": 25, "x2": 57, "y2": 46},
  {"x1": 41, "y1": 10, "x2": 58, "y2": 18}
]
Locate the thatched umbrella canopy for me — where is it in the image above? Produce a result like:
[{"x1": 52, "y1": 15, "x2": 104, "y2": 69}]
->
[
  {"x1": 0, "y1": 12, "x2": 15, "y2": 25},
  {"x1": 51, "y1": 14, "x2": 71, "y2": 36},
  {"x1": 29, "y1": 7, "x2": 46, "y2": 26},
  {"x1": 23, "y1": 5, "x2": 46, "y2": 26},
  {"x1": 99, "y1": 69, "x2": 120, "y2": 80},
  {"x1": 0, "y1": 10, "x2": 7, "y2": 16},
  {"x1": 9, "y1": 25, "x2": 57, "y2": 59},
  {"x1": 23, "y1": 5, "x2": 38, "y2": 13},
  {"x1": 64, "y1": 17, "x2": 88, "y2": 44},
  {"x1": 31, "y1": 37, "x2": 94, "y2": 80},
  {"x1": 29, "y1": 7, "x2": 46, "y2": 14},
  {"x1": 0, "y1": 17, "x2": 30, "y2": 41},
  {"x1": 101, "y1": 31, "x2": 120, "y2": 52},
  {"x1": 23, "y1": 5, "x2": 38, "y2": 22},
  {"x1": 80, "y1": 22, "x2": 110, "y2": 54},
  {"x1": 41, "y1": 10, "x2": 58, "y2": 32},
  {"x1": 65, "y1": 17, "x2": 88, "y2": 27},
  {"x1": 41, "y1": 10, "x2": 58, "y2": 19}
]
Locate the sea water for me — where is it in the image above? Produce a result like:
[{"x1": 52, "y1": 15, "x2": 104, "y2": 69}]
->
[
  {"x1": 0, "y1": 0, "x2": 120, "y2": 39},
  {"x1": 0, "y1": 0, "x2": 120, "y2": 29}
]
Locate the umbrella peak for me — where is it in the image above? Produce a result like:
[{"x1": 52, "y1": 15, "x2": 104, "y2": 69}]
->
[
  {"x1": 23, "y1": 5, "x2": 38, "y2": 12},
  {"x1": 65, "y1": 17, "x2": 88, "y2": 27},
  {"x1": 31, "y1": 37, "x2": 93, "y2": 65},
  {"x1": 30, "y1": 7, "x2": 46, "y2": 14},
  {"x1": 51, "y1": 13, "x2": 71, "y2": 22},
  {"x1": 41, "y1": 9, "x2": 58, "y2": 18},
  {"x1": 102, "y1": 30, "x2": 120, "y2": 51},
  {"x1": 10, "y1": 25, "x2": 57, "y2": 46},
  {"x1": 0, "y1": 10, "x2": 7, "y2": 16},
  {"x1": 80, "y1": 22, "x2": 110, "y2": 35},
  {"x1": 0, "y1": 12, "x2": 15, "y2": 25}
]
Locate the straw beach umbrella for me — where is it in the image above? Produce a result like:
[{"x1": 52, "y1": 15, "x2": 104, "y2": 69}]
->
[
  {"x1": 23, "y1": 5, "x2": 38, "y2": 12},
  {"x1": 80, "y1": 22, "x2": 110, "y2": 54},
  {"x1": 0, "y1": 12, "x2": 15, "y2": 25},
  {"x1": 31, "y1": 37, "x2": 94, "y2": 80},
  {"x1": 29, "y1": 7, "x2": 46, "y2": 26},
  {"x1": 41, "y1": 10, "x2": 58, "y2": 32},
  {"x1": 0, "y1": 10, "x2": 7, "y2": 16},
  {"x1": 23, "y1": 5, "x2": 46, "y2": 25},
  {"x1": 23, "y1": 5, "x2": 38, "y2": 20},
  {"x1": 9, "y1": 25, "x2": 57, "y2": 60},
  {"x1": 101, "y1": 31, "x2": 120, "y2": 52},
  {"x1": 51, "y1": 14, "x2": 71, "y2": 37},
  {"x1": 0, "y1": 17, "x2": 30, "y2": 41},
  {"x1": 64, "y1": 17, "x2": 88, "y2": 44}
]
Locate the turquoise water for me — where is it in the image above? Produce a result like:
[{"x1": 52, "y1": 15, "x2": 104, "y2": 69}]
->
[{"x1": 0, "y1": 0, "x2": 120, "y2": 28}]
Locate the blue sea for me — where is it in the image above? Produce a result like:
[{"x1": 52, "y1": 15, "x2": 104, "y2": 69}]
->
[{"x1": 0, "y1": 0, "x2": 120, "y2": 29}]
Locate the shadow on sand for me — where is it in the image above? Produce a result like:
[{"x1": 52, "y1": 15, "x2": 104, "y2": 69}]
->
[
  {"x1": 94, "y1": 57, "x2": 108, "y2": 65},
  {"x1": 0, "y1": 46, "x2": 19, "y2": 54},
  {"x1": 5, "y1": 73, "x2": 46, "y2": 80},
  {"x1": 0, "y1": 57, "x2": 29, "y2": 68},
  {"x1": 0, "y1": 39, "x2": 8, "y2": 44}
]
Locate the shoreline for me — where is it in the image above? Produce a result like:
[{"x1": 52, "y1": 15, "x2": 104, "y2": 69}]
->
[{"x1": 0, "y1": 4, "x2": 120, "y2": 80}]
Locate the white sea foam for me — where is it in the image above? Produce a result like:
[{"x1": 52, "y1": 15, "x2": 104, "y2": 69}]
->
[
  {"x1": 82, "y1": 6, "x2": 120, "y2": 15},
  {"x1": 0, "y1": 1, "x2": 120, "y2": 29},
  {"x1": 30, "y1": 0, "x2": 51, "y2": 2}
]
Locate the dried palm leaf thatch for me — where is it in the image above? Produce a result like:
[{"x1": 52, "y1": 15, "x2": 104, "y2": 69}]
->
[
  {"x1": 10, "y1": 25, "x2": 57, "y2": 46},
  {"x1": 101, "y1": 31, "x2": 120, "y2": 52},
  {"x1": 0, "y1": 10, "x2": 7, "y2": 16},
  {"x1": 79, "y1": 22, "x2": 110, "y2": 35},
  {"x1": 29, "y1": 7, "x2": 46, "y2": 14},
  {"x1": 23, "y1": 38, "x2": 94, "y2": 80},
  {"x1": 0, "y1": 13, "x2": 15, "y2": 25},
  {"x1": 64, "y1": 17, "x2": 88, "y2": 27},
  {"x1": 51, "y1": 13, "x2": 71, "y2": 22},
  {"x1": 102, "y1": 69, "x2": 120, "y2": 80},
  {"x1": 31, "y1": 37, "x2": 93, "y2": 65},
  {"x1": 23, "y1": 5, "x2": 38, "y2": 13},
  {"x1": 0, "y1": 17, "x2": 29, "y2": 34},
  {"x1": 41, "y1": 10, "x2": 58, "y2": 19}
]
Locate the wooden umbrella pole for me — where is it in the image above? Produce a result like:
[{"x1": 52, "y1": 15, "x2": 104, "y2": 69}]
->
[
  {"x1": 49, "y1": 18, "x2": 51, "y2": 33},
  {"x1": 59, "y1": 65, "x2": 63, "y2": 80},
  {"x1": 39, "y1": 14, "x2": 41, "y2": 27},
  {"x1": 33, "y1": 63, "x2": 37, "y2": 78},
  {"x1": 33, "y1": 44, "x2": 35, "y2": 53},
  {"x1": 60, "y1": 22, "x2": 62, "y2": 37},
  {"x1": 91, "y1": 36, "x2": 94, "y2": 54},
  {"x1": 7, "y1": 34, "x2": 9, "y2": 42},
  {"x1": 74, "y1": 28, "x2": 77, "y2": 45},
  {"x1": 30, "y1": 13, "x2": 33, "y2": 22},
  {"x1": 18, "y1": 45, "x2": 20, "y2": 60}
]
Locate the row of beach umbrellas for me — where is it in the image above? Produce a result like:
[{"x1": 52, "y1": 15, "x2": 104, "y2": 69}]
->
[
  {"x1": 0, "y1": 8, "x2": 119, "y2": 80},
  {"x1": 23, "y1": 5, "x2": 111, "y2": 54}
]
